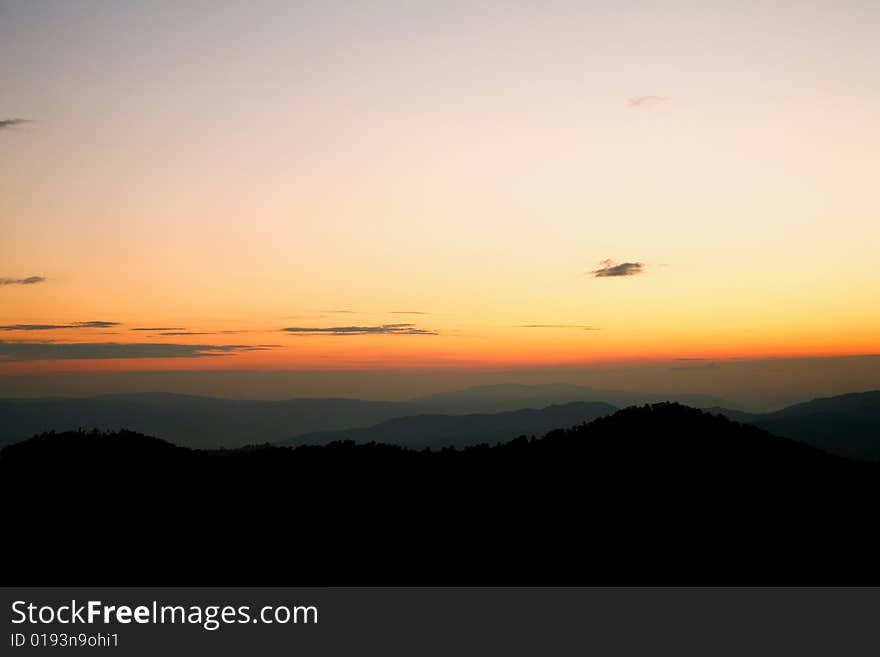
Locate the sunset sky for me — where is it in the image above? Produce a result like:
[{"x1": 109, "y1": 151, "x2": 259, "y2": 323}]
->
[{"x1": 2, "y1": 1, "x2": 878, "y2": 398}]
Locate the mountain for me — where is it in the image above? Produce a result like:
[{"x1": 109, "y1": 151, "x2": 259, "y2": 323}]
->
[
  {"x1": 0, "y1": 384, "x2": 731, "y2": 449},
  {"x1": 281, "y1": 401, "x2": 617, "y2": 448},
  {"x1": 710, "y1": 391, "x2": 880, "y2": 461},
  {"x1": 4, "y1": 403, "x2": 878, "y2": 585},
  {"x1": 704, "y1": 407, "x2": 765, "y2": 424},
  {"x1": 752, "y1": 391, "x2": 880, "y2": 461},
  {"x1": 410, "y1": 383, "x2": 732, "y2": 414},
  {"x1": 0, "y1": 393, "x2": 415, "y2": 449},
  {"x1": 5, "y1": 387, "x2": 874, "y2": 456}
]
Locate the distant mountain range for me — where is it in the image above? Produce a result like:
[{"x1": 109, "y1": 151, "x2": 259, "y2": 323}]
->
[
  {"x1": 412, "y1": 383, "x2": 730, "y2": 414},
  {"x1": 285, "y1": 389, "x2": 880, "y2": 458},
  {"x1": 0, "y1": 384, "x2": 731, "y2": 449},
  {"x1": 281, "y1": 401, "x2": 617, "y2": 449},
  {"x1": 0, "y1": 393, "x2": 408, "y2": 449},
  {"x1": 1, "y1": 386, "x2": 878, "y2": 461},
  {"x1": 713, "y1": 390, "x2": 880, "y2": 461}
]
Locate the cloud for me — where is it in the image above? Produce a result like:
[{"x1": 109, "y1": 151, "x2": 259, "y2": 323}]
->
[
  {"x1": 592, "y1": 260, "x2": 645, "y2": 278},
  {"x1": 390, "y1": 311, "x2": 430, "y2": 315},
  {"x1": 0, "y1": 341, "x2": 275, "y2": 361},
  {"x1": 131, "y1": 327, "x2": 247, "y2": 335},
  {"x1": 282, "y1": 323, "x2": 438, "y2": 336},
  {"x1": 0, "y1": 118, "x2": 32, "y2": 130},
  {"x1": 0, "y1": 276, "x2": 46, "y2": 286},
  {"x1": 517, "y1": 325, "x2": 599, "y2": 330},
  {"x1": 0, "y1": 321, "x2": 121, "y2": 331},
  {"x1": 628, "y1": 96, "x2": 667, "y2": 108}
]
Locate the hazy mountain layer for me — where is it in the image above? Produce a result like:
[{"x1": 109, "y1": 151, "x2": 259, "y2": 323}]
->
[
  {"x1": 411, "y1": 383, "x2": 731, "y2": 414},
  {"x1": 711, "y1": 390, "x2": 880, "y2": 461},
  {"x1": 0, "y1": 383, "x2": 732, "y2": 449},
  {"x1": 2, "y1": 387, "x2": 877, "y2": 458},
  {"x1": 0, "y1": 393, "x2": 413, "y2": 449},
  {"x1": 281, "y1": 401, "x2": 617, "y2": 448}
]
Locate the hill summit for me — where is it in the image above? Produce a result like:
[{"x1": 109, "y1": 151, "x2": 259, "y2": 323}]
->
[{"x1": 4, "y1": 402, "x2": 878, "y2": 585}]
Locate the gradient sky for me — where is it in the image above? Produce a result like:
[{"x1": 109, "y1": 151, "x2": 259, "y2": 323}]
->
[{"x1": 2, "y1": 1, "x2": 879, "y2": 393}]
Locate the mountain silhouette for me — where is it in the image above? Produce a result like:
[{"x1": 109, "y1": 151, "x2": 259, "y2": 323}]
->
[
  {"x1": 703, "y1": 406, "x2": 764, "y2": 424},
  {"x1": 712, "y1": 391, "x2": 880, "y2": 461},
  {"x1": 3, "y1": 403, "x2": 877, "y2": 585},
  {"x1": 411, "y1": 383, "x2": 731, "y2": 413},
  {"x1": 0, "y1": 393, "x2": 413, "y2": 449},
  {"x1": 281, "y1": 401, "x2": 616, "y2": 448},
  {"x1": 0, "y1": 384, "x2": 731, "y2": 449}
]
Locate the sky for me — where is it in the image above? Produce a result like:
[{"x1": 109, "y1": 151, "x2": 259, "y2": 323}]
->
[{"x1": 1, "y1": 1, "x2": 879, "y2": 402}]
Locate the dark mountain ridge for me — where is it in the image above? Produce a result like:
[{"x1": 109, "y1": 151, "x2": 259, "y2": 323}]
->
[
  {"x1": 768, "y1": 390, "x2": 880, "y2": 416},
  {"x1": 412, "y1": 382, "x2": 731, "y2": 413},
  {"x1": 0, "y1": 393, "x2": 412, "y2": 449},
  {"x1": 281, "y1": 401, "x2": 617, "y2": 448},
  {"x1": 2, "y1": 387, "x2": 876, "y2": 459},
  {"x1": 3, "y1": 403, "x2": 877, "y2": 585},
  {"x1": 0, "y1": 384, "x2": 733, "y2": 449},
  {"x1": 712, "y1": 390, "x2": 880, "y2": 461}
]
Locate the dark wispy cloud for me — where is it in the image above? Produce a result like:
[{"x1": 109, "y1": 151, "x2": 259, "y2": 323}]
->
[
  {"x1": 592, "y1": 260, "x2": 645, "y2": 278},
  {"x1": 283, "y1": 323, "x2": 438, "y2": 336},
  {"x1": 131, "y1": 327, "x2": 246, "y2": 336},
  {"x1": 390, "y1": 311, "x2": 429, "y2": 315},
  {"x1": 628, "y1": 96, "x2": 667, "y2": 108},
  {"x1": 0, "y1": 276, "x2": 46, "y2": 286},
  {"x1": 0, "y1": 341, "x2": 275, "y2": 361},
  {"x1": 0, "y1": 321, "x2": 120, "y2": 331},
  {"x1": 0, "y1": 118, "x2": 32, "y2": 130},
  {"x1": 517, "y1": 324, "x2": 599, "y2": 330}
]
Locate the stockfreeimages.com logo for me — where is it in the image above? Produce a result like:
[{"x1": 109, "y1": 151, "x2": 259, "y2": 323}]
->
[{"x1": 11, "y1": 600, "x2": 318, "y2": 632}]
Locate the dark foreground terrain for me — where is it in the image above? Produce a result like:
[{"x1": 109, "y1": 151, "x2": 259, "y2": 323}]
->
[{"x1": 2, "y1": 403, "x2": 878, "y2": 585}]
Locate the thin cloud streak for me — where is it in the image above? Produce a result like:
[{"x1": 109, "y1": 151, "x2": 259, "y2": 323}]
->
[
  {"x1": 0, "y1": 118, "x2": 32, "y2": 130},
  {"x1": 0, "y1": 341, "x2": 275, "y2": 361},
  {"x1": 0, "y1": 321, "x2": 121, "y2": 331},
  {"x1": 283, "y1": 323, "x2": 438, "y2": 336},
  {"x1": 0, "y1": 276, "x2": 46, "y2": 286}
]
